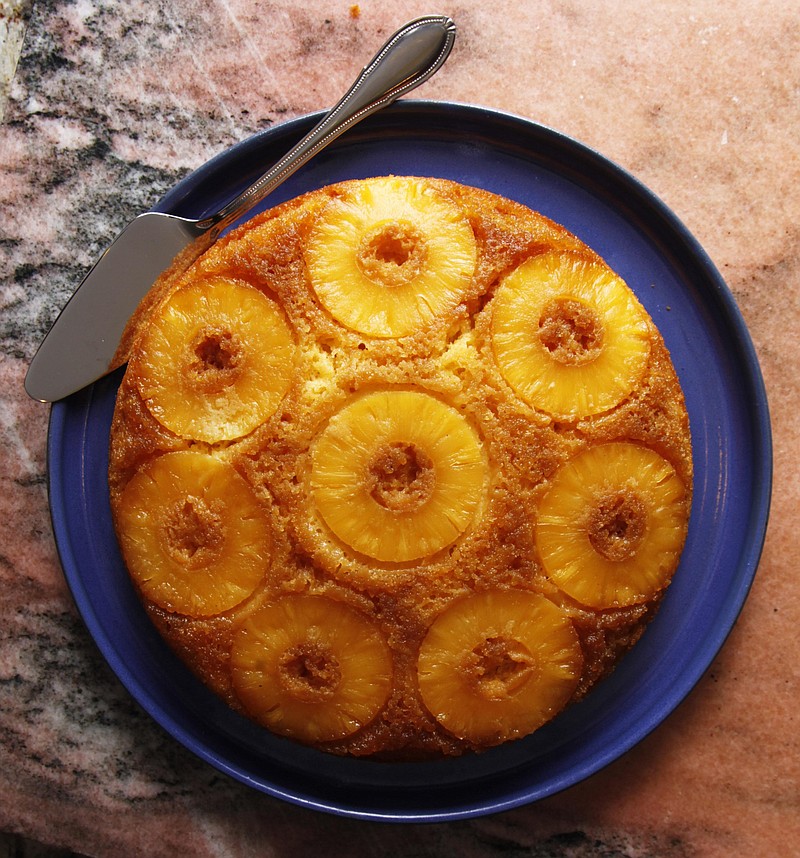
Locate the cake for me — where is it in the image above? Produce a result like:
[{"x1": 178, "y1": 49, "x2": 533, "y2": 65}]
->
[{"x1": 108, "y1": 176, "x2": 692, "y2": 758}]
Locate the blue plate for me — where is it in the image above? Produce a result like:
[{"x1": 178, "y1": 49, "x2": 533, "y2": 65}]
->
[{"x1": 47, "y1": 101, "x2": 772, "y2": 821}]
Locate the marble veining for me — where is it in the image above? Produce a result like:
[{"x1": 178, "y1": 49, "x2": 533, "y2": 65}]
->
[{"x1": 1, "y1": 1, "x2": 798, "y2": 855}]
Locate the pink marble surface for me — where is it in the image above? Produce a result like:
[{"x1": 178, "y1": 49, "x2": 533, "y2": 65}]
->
[{"x1": 1, "y1": 1, "x2": 797, "y2": 855}]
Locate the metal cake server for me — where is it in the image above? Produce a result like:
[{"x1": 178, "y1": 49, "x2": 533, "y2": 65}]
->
[{"x1": 25, "y1": 15, "x2": 457, "y2": 402}]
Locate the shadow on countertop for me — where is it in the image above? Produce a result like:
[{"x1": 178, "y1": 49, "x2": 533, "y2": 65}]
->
[{"x1": 0, "y1": 832, "x2": 88, "y2": 858}]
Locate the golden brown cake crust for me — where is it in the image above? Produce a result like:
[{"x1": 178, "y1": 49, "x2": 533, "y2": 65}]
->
[{"x1": 108, "y1": 176, "x2": 692, "y2": 758}]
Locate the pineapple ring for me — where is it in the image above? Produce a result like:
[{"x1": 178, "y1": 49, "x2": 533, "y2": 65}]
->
[
  {"x1": 310, "y1": 390, "x2": 488, "y2": 563},
  {"x1": 230, "y1": 595, "x2": 393, "y2": 743},
  {"x1": 115, "y1": 451, "x2": 271, "y2": 617},
  {"x1": 417, "y1": 590, "x2": 583, "y2": 744},
  {"x1": 491, "y1": 251, "x2": 651, "y2": 418},
  {"x1": 535, "y1": 442, "x2": 689, "y2": 608},
  {"x1": 134, "y1": 277, "x2": 295, "y2": 442},
  {"x1": 305, "y1": 176, "x2": 478, "y2": 337}
]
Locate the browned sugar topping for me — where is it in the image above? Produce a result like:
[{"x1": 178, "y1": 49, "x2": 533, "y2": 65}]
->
[
  {"x1": 538, "y1": 297, "x2": 604, "y2": 365},
  {"x1": 587, "y1": 490, "x2": 648, "y2": 561},
  {"x1": 357, "y1": 221, "x2": 428, "y2": 288}
]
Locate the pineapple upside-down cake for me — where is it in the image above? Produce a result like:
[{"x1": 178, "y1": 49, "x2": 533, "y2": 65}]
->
[{"x1": 108, "y1": 176, "x2": 692, "y2": 757}]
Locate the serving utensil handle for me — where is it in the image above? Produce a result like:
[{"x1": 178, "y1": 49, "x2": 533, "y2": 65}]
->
[{"x1": 197, "y1": 14, "x2": 456, "y2": 235}]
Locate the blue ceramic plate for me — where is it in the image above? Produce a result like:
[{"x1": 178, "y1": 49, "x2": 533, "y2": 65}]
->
[{"x1": 48, "y1": 102, "x2": 772, "y2": 821}]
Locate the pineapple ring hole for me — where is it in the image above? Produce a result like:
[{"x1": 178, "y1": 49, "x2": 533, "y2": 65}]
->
[
  {"x1": 162, "y1": 497, "x2": 223, "y2": 567},
  {"x1": 538, "y1": 297, "x2": 604, "y2": 365},
  {"x1": 587, "y1": 490, "x2": 648, "y2": 561},
  {"x1": 366, "y1": 442, "x2": 436, "y2": 512},
  {"x1": 465, "y1": 636, "x2": 537, "y2": 701},
  {"x1": 189, "y1": 328, "x2": 244, "y2": 388},
  {"x1": 279, "y1": 643, "x2": 341, "y2": 703},
  {"x1": 357, "y1": 221, "x2": 428, "y2": 289}
]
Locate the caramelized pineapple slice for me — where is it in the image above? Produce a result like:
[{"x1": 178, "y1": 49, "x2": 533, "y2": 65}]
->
[
  {"x1": 134, "y1": 277, "x2": 294, "y2": 442},
  {"x1": 305, "y1": 177, "x2": 477, "y2": 337},
  {"x1": 310, "y1": 390, "x2": 487, "y2": 563},
  {"x1": 230, "y1": 594, "x2": 392, "y2": 743},
  {"x1": 115, "y1": 451, "x2": 270, "y2": 617},
  {"x1": 417, "y1": 590, "x2": 583, "y2": 744},
  {"x1": 536, "y1": 442, "x2": 689, "y2": 608},
  {"x1": 491, "y1": 251, "x2": 650, "y2": 419}
]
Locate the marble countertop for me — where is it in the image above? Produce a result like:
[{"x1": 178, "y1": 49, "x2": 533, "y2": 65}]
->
[{"x1": 1, "y1": 1, "x2": 797, "y2": 855}]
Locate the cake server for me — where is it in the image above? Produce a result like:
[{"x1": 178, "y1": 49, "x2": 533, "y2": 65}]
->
[{"x1": 25, "y1": 15, "x2": 457, "y2": 402}]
